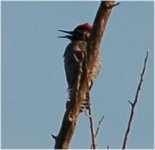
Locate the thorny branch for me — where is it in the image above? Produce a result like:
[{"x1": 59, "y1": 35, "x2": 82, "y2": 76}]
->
[{"x1": 122, "y1": 50, "x2": 149, "y2": 149}]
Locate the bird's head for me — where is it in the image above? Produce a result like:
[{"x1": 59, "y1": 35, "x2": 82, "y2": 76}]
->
[{"x1": 58, "y1": 23, "x2": 93, "y2": 42}]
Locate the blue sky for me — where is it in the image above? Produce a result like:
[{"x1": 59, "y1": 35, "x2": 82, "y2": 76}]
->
[{"x1": 2, "y1": 1, "x2": 154, "y2": 149}]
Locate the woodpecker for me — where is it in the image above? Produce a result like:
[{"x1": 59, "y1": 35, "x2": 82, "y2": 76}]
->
[{"x1": 59, "y1": 23, "x2": 100, "y2": 111}]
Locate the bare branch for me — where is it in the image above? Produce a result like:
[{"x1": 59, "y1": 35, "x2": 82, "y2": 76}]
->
[
  {"x1": 122, "y1": 50, "x2": 149, "y2": 149},
  {"x1": 54, "y1": 1, "x2": 116, "y2": 149}
]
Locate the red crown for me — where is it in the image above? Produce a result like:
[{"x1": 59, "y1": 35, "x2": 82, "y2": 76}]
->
[{"x1": 77, "y1": 23, "x2": 93, "y2": 32}]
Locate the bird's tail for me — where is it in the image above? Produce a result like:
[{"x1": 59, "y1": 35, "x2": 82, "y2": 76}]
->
[{"x1": 66, "y1": 89, "x2": 90, "y2": 112}]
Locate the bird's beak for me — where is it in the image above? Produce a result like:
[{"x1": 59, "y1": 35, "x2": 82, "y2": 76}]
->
[
  {"x1": 58, "y1": 30, "x2": 73, "y2": 39},
  {"x1": 58, "y1": 30, "x2": 73, "y2": 34}
]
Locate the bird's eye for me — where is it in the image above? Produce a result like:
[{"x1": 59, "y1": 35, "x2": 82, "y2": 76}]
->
[{"x1": 76, "y1": 29, "x2": 83, "y2": 35}]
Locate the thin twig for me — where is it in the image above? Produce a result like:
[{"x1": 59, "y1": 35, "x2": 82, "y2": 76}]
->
[
  {"x1": 95, "y1": 115, "x2": 104, "y2": 138},
  {"x1": 90, "y1": 115, "x2": 104, "y2": 149},
  {"x1": 122, "y1": 50, "x2": 149, "y2": 149},
  {"x1": 88, "y1": 104, "x2": 96, "y2": 149}
]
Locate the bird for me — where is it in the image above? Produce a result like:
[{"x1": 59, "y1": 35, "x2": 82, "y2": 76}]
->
[{"x1": 59, "y1": 23, "x2": 100, "y2": 112}]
